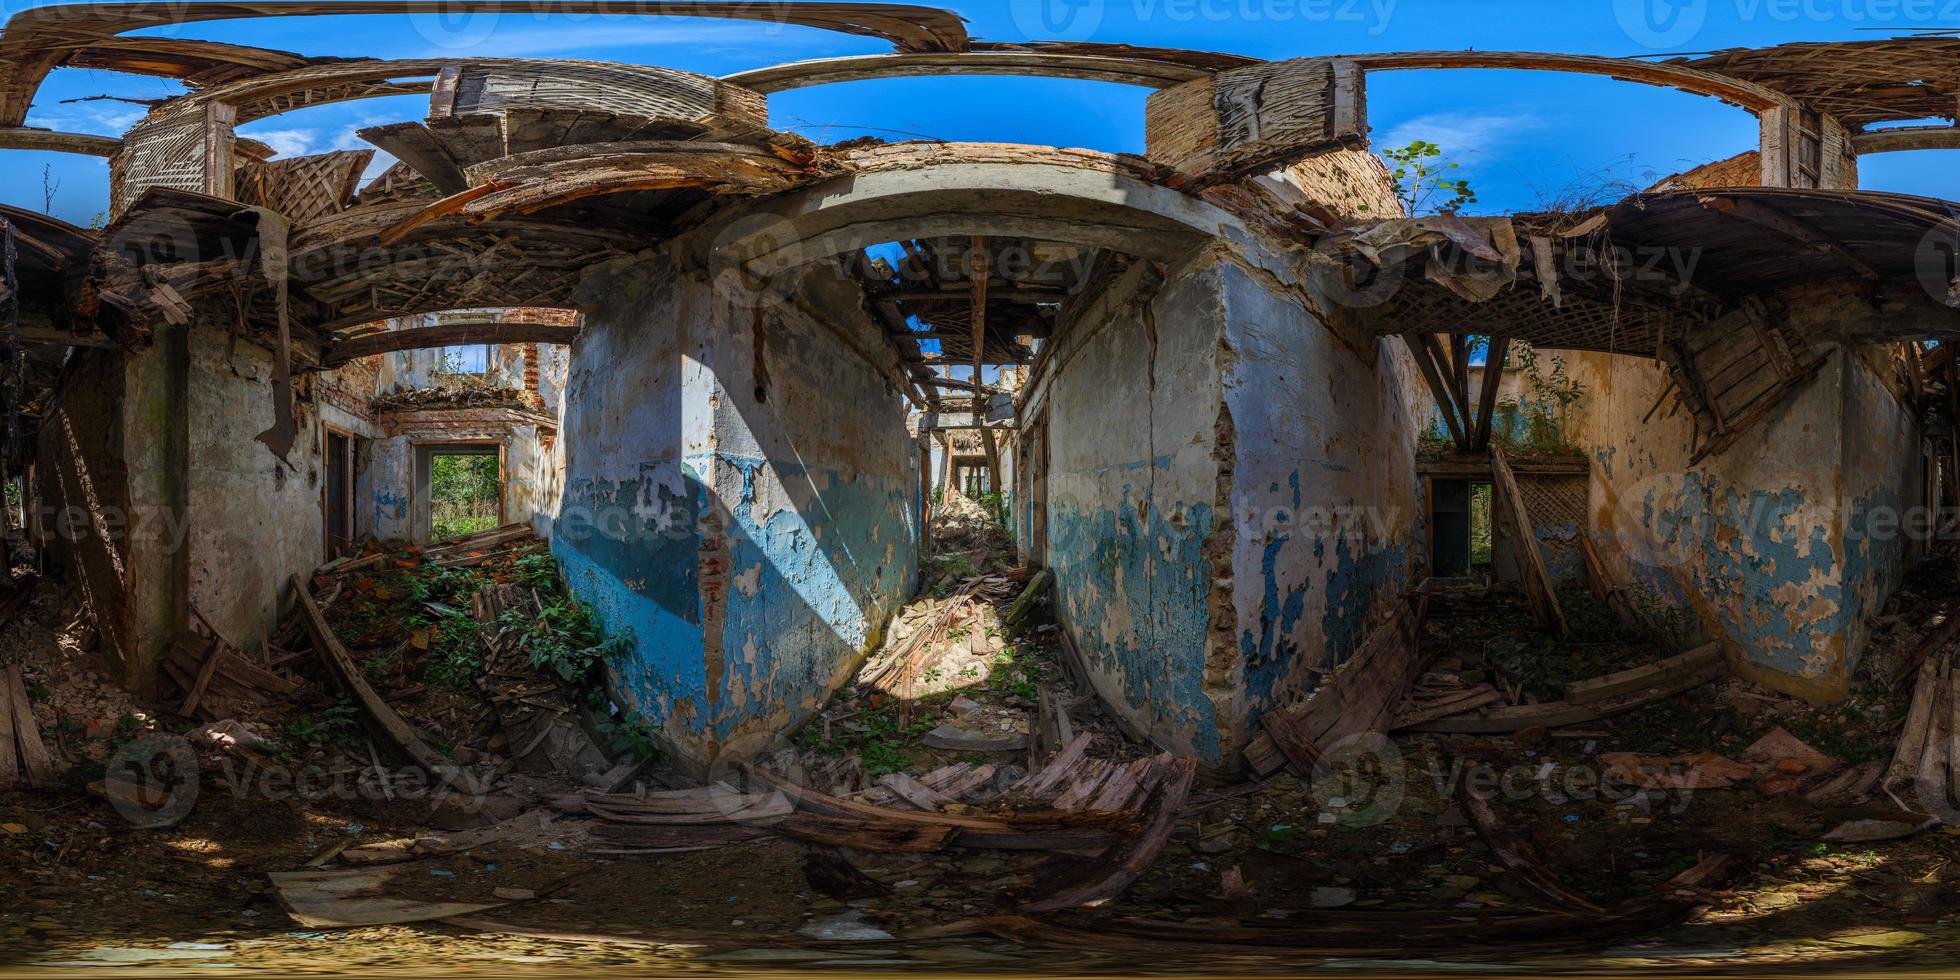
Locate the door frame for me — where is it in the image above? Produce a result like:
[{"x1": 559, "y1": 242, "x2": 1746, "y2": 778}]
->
[
  {"x1": 322, "y1": 426, "x2": 356, "y2": 559},
  {"x1": 413, "y1": 440, "x2": 505, "y2": 544}
]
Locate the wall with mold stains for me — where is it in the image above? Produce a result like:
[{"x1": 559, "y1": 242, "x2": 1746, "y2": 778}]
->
[
  {"x1": 184, "y1": 323, "x2": 328, "y2": 659},
  {"x1": 1030, "y1": 251, "x2": 1429, "y2": 767},
  {"x1": 554, "y1": 253, "x2": 918, "y2": 771},
  {"x1": 1220, "y1": 260, "x2": 1428, "y2": 751},
  {"x1": 1041, "y1": 257, "x2": 1230, "y2": 763},
  {"x1": 1565, "y1": 344, "x2": 1925, "y2": 702}
]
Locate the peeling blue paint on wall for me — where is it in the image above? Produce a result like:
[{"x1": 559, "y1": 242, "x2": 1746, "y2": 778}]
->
[
  {"x1": 552, "y1": 459, "x2": 711, "y2": 727},
  {"x1": 1049, "y1": 466, "x2": 1222, "y2": 763},
  {"x1": 710, "y1": 452, "x2": 915, "y2": 741},
  {"x1": 1640, "y1": 473, "x2": 1841, "y2": 679}
]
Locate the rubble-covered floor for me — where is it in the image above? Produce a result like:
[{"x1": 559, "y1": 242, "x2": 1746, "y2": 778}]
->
[{"x1": 2, "y1": 516, "x2": 1959, "y2": 975}]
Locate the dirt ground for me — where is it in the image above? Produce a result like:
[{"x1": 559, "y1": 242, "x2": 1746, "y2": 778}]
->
[{"x1": 2, "y1": 523, "x2": 1959, "y2": 976}]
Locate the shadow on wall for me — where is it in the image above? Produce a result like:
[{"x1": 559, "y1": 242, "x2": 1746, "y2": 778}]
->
[{"x1": 547, "y1": 259, "x2": 918, "y2": 774}]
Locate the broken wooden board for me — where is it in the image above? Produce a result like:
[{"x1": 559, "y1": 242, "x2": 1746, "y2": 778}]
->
[
  {"x1": 4, "y1": 665, "x2": 53, "y2": 788},
  {"x1": 1389, "y1": 684, "x2": 1507, "y2": 730},
  {"x1": 1243, "y1": 588, "x2": 1431, "y2": 776},
  {"x1": 1576, "y1": 530, "x2": 1637, "y2": 624},
  {"x1": 745, "y1": 765, "x2": 1139, "y2": 852},
  {"x1": 1461, "y1": 789, "x2": 1605, "y2": 912},
  {"x1": 1023, "y1": 757, "x2": 1196, "y2": 912},
  {"x1": 291, "y1": 575, "x2": 487, "y2": 795},
  {"x1": 1407, "y1": 655, "x2": 1726, "y2": 734},
  {"x1": 268, "y1": 865, "x2": 505, "y2": 928},
  {"x1": 1566, "y1": 642, "x2": 1722, "y2": 705},
  {"x1": 0, "y1": 662, "x2": 16, "y2": 791},
  {"x1": 1491, "y1": 445, "x2": 1568, "y2": 635}
]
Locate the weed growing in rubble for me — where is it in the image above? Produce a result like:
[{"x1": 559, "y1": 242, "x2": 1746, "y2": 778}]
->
[
  {"x1": 281, "y1": 698, "x2": 364, "y2": 755},
  {"x1": 600, "y1": 711, "x2": 659, "y2": 761},
  {"x1": 513, "y1": 552, "x2": 560, "y2": 591},
  {"x1": 423, "y1": 612, "x2": 486, "y2": 689},
  {"x1": 798, "y1": 702, "x2": 939, "y2": 777},
  {"x1": 497, "y1": 600, "x2": 628, "y2": 684}
]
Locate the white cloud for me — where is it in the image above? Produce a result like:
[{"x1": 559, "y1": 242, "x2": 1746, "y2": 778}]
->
[
  {"x1": 36, "y1": 101, "x2": 146, "y2": 136},
  {"x1": 392, "y1": 21, "x2": 775, "y2": 58},
  {"x1": 244, "y1": 128, "x2": 319, "y2": 158},
  {"x1": 1375, "y1": 112, "x2": 1544, "y2": 163}
]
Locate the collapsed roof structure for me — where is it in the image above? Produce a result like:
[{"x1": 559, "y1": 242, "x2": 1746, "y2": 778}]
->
[{"x1": 0, "y1": 0, "x2": 1956, "y2": 769}]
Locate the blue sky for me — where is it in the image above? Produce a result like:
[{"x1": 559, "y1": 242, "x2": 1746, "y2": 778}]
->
[{"x1": 3, "y1": 0, "x2": 1952, "y2": 226}]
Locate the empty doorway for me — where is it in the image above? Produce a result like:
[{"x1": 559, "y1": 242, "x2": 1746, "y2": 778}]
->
[
  {"x1": 416, "y1": 443, "x2": 503, "y2": 544},
  {"x1": 323, "y1": 429, "x2": 354, "y2": 558},
  {"x1": 1430, "y1": 477, "x2": 1493, "y2": 578}
]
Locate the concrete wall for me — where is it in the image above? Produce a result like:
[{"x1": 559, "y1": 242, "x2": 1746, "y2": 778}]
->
[
  {"x1": 1566, "y1": 344, "x2": 1925, "y2": 701},
  {"x1": 1039, "y1": 258, "x2": 1229, "y2": 762},
  {"x1": 1029, "y1": 251, "x2": 1427, "y2": 767},
  {"x1": 555, "y1": 253, "x2": 918, "y2": 770},
  {"x1": 1221, "y1": 260, "x2": 1427, "y2": 743},
  {"x1": 185, "y1": 325, "x2": 326, "y2": 657}
]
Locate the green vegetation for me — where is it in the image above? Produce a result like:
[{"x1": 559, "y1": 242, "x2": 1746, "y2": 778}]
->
[
  {"x1": 1368, "y1": 139, "x2": 1478, "y2": 216},
  {"x1": 497, "y1": 598, "x2": 629, "y2": 685},
  {"x1": 1469, "y1": 482, "x2": 1493, "y2": 567},
  {"x1": 422, "y1": 612, "x2": 487, "y2": 689},
  {"x1": 430, "y1": 453, "x2": 500, "y2": 541},
  {"x1": 1490, "y1": 345, "x2": 1588, "y2": 454},
  {"x1": 599, "y1": 711, "x2": 659, "y2": 761},
  {"x1": 282, "y1": 698, "x2": 365, "y2": 755},
  {"x1": 795, "y1": 700, "x2": 940, "y2": 777}
]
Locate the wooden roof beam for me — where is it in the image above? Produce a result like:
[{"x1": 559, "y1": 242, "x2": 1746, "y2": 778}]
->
[
  {"x1": 1695, "y1": 193, "x2": 1883, "y2": 281},
  {"x1": 322, "y1": 319, "x2": 580, "y2": 366}
]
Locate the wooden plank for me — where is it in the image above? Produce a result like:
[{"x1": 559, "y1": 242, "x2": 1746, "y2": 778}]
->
[
  {"x1": 1390, "y1": 685, "x2": 1506, "y2": 729},
  {"x1": 1402, "y1": 334, "x2": 1469, "y2": 451},
  {"x1": 1576, "y1": 530, "x2": 1636, "y2": 623},
  {"x1": 1887, "y1": 657, "x2": 1943, "y2": 793},
  {"x1": 0, "y1": 661, "x2": 16, "y2": 789},
  {"x1": 1690, "y1": 356, "x2": 1828, "y2": 464},
  {"x1": 1409, "y1": 661, "x2": 1724, "y2": 733},
  {"x1": 1471, "y1": 335, "x2": 1509, "y2": 450},
  {"x1": 292, "y1": 575, "x2": 487, "y2": 794},
  {"x1": 178, "y1": 635, "x2": 225, "y2": 718},
  {"x1": 1022, "y1": 757, "x2": 1196, "y2": 911},
  {"x1": 326, "y1": 322, "x2": 578, "y2": 366},
  {"x1": 1491, "y1": 446, "x2": 1567, "y2": 634},
  {"x1": 1566, "y1": 643, "x2": 1722, "y2": 705},
  {"x1": 1461, "y1": 791, "x2": 1605, "y2": 913},
  {"x1": 878, "y1": 772, "x2": 954, "y2": 812},
  {"x1": 269, "y1": 866, "x2": 504, "y2": 928}
]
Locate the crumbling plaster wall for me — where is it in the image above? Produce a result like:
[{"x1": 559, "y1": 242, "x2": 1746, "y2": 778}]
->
[
  {"x1": 1038, "y1": 257, "x2": 1228, "y2": 763},
  {"x1": 1221, "y1": 259, "x2": 1427, "y2": 743},
  {"x1": 185, "y1": 323, "x2": 327, "y2": 658},
  {"x1": 556, "y1": 251, "x2": 917, "y2": 772},
  {"x1": 1030, "y1": 248, "x2": 1427, "y2": 767},
  {"x1": 1565, "y1": 343, "x2": 1924, "y2": 702}
]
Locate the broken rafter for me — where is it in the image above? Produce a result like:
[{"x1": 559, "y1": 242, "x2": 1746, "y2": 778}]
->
[
  {"x1": 1400, "y1": 333, "x2": 1470, "y2": 452},
  {"x1": 1471, "y1": 335, "x2": 1509, "y2": 451},
  {"x1": 324, "y1": 320, "x2": 579, "y2": 366},
  {"x1": 1696, "y1": 194, "x2": 1882, "y2": 281},
  {"x1": 291, "y1": 576, "x2": 488, "y2": 795},
  {"x1": 1491, "y1": 445, "x2": 1568, "y2": 635}
]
